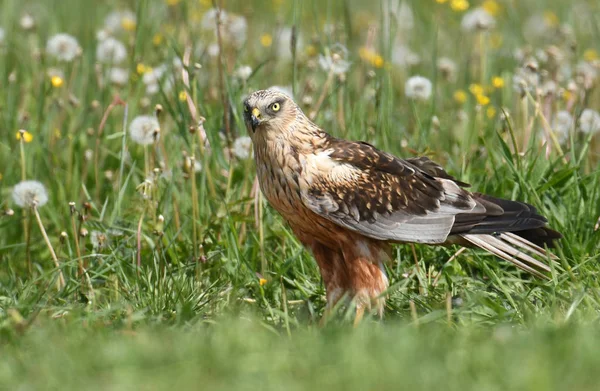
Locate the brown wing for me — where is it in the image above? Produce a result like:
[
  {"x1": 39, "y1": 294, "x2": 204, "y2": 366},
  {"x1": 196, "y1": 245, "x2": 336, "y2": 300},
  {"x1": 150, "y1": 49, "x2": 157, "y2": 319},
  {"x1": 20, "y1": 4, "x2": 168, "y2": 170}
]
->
[{"x1": 299, "y1": 139, "x2": 481, "y2": 243}]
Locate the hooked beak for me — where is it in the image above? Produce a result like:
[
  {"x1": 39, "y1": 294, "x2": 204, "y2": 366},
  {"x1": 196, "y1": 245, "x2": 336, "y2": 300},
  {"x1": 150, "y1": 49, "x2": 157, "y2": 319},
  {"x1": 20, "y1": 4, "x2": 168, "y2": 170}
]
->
[{"x1": 250, "y1": 107, "x2": 261, "y2": 132}]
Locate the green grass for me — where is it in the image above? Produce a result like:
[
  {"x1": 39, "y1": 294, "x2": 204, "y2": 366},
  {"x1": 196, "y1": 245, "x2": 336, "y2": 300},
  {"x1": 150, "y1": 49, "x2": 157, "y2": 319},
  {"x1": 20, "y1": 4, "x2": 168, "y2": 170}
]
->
[{"x1": 1, "y1": 0, "x2": 600, "y2": 388}]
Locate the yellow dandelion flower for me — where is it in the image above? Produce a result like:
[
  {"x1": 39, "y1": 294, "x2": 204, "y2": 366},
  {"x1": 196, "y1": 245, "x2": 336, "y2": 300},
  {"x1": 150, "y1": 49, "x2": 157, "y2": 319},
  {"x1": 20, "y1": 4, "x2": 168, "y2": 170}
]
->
[
  {"x1": 476, "y1": 94, "x2": 490, "y2": 106},
  {"x1": 121, "y1": 17, "x2": 136, "y2": 32},
  {"x1": 486, "y1": 106, "x2": 496, "y2": 118},
  {"x1": 259, "y1": 278, "x2": 267, "y2": 286},
  {"x1": 583, "y1": 49, "x2": 599, "y2": 62},
  {"x1": 178, "y1": 91, "x2": 187, "y2": 102},
  {"x1": 492, "y1": 76, "x2": 504, "y2": 88},
  {"x1": 359, "y1": 47, "x2": 385, "y2": 68},
  {"x1": 136, "y1": 63, "x2": 148, "y2": 74},
  {"x1": 305, "y1": 45, "x2": 318, "y2": 57},
  {"x1": 454, "y1": 90, "x2": 468, "y2": 104},
  {"x1": 260, "y1": 33, "x2": 273, "y2": 47},
  {"x1": 562, "y1": 90, "x2": 573, "y2": 102},
  {"x1": 166, "y1": 0, "x2": 180, "y2": 5},
  {"x1": 450, "y1": 0, "x2": 469, "y2": 12},
  {"x1": 51, "y1": 76, "x2": 64, "y2": 88},
  {"x1": 152, "y1": 34, "x2": 163, "y2": 46},
  {"x1": 468, "y1": 83, "x2": 484, "y2": 96},
  {"x1": 543, "y1": 11, "x2": 559, "y2": 27},
  {"x1": 482, "y1": 0, "x2": 500, "y2": 16},
  {"x1": 16, "y1": 131, "x2": 33, "y2": 143},
  {"x1": 54, "y1": 129, "x2": 61, "y2": 139},
  {"x1": 490, "y1": 33, "x2": 503, "y2": 49}
]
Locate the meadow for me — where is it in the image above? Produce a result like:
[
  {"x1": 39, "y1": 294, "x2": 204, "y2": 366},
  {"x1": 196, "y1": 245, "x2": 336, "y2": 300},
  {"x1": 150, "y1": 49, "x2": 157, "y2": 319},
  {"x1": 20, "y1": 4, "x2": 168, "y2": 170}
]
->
[{"x1": 1, "y1": 0, "x2": 600, "y2": 389}]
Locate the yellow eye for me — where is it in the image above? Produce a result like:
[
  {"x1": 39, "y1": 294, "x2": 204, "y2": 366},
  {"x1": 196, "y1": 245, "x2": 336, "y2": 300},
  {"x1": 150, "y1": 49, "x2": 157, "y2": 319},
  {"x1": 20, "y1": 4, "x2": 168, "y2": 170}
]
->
[{"x1": 271, "y1": 102, "x2": 280, "y2": 112}]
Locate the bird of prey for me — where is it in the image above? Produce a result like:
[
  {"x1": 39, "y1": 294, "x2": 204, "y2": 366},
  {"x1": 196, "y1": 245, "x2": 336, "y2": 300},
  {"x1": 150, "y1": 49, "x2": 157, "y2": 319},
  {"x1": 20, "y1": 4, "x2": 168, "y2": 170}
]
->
[{"x1": 243, "y1": 89, "x2": 561, "y2": 322}]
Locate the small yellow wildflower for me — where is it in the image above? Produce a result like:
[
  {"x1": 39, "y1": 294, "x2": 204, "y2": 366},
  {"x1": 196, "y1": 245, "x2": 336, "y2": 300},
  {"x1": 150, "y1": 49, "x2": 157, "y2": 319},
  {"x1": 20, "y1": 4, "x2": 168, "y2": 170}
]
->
[
  {"x1": 482, "y1": 0, "x2": 500, "y2": 16},
  {"x1": 359, "y1": 47, "x2": 385, "y2": 68},
  {"x1": 260, "y1": 33, "x2": 273, "y2": 47},
  {"x1": 178, "y1": 91, "x2": 187, "y2": 102},
  {"x1": 121, "y1": 17, "x2": 136, "y2": 32},
  {"x1": 51, "y1": 76, "x2": 64, "y2": 88},
  {"x1": 543, "y1": 11, "x2": 559, "y2": 27},
  {"x1": 492, "y1": 76, "x2": 504, "y2": 89},
  {"x1": 583, "y1": 49, "x2": 599, "y2": 62},
  {"x1": 454, "y1": 90, "x2": 468, "y2": 104},
  {"x1": 450, "y1": 0, "x2": 469, "y2": 12},
  {"x1": 259, "y1": 278, "x2": 267, "y2": 286},
  {"x1": 562, "y1": 90, "x2": 573, "y2": 102},
  {"x1": 486, "y1": 106, "x2": 496, "y2": 119},
  {"x1": 490, "y1": 33, "x2": 503, "y2": 49},
  {"x1": 305, "y1": 45, "x2": 318, "y2": 57},
  {"x1": 468, "y1": 83, "x2": 484, "y2": 96},
  {"x1": 166, "y1": 0, "x2": 180, "y2": 5},
  {"x1": 476, "y1": 94, "x2": 490, "y2": 106},
  {"x1": 152, "y1": 34, "x2": 163, "y2": 46},
  {"x1": 136, "y1": 63, "x2": 148, "y2": 74},
  {"x1": 16, "y1": 131, "x2": 33, "y2": 143},
  {"x1": 54, "y1": 129, "x2": 61, "y2": 139}
]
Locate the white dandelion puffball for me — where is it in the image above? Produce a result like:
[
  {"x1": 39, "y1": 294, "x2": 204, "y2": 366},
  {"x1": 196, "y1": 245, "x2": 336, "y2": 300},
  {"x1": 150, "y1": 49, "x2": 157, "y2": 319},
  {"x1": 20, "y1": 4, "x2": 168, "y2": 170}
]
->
[
  {"x1": 232, "y1": 136, "x2": 253, "y2": 159},
  {"x1": 405, "y1": 76, "x2": 432, "y2": 101},
  {"x1": 579, "y1": 109, "x2": 600, "y2": 134},
  {"x1": 226, "y1": 14, "x2": 248, "y2": 48},
  {"x1": 276, "y1": 27, "x2": 302, "y2": 61},
  {"x1": 552, "y1": 111, "x2": 574, "y2": 142},
  {"x1": 46, "y1": 33, "x2": 81, "y2": 62},
  {"x1": 234, "y1": 65, "x2": 253, "y2": 82},
  {"x1": 129, "y1": 115, "x2": 160, "y2": 145},
  {"x1": 12, "y1": 180, "x2": 49, "y2": 208},
  {"x1": 108, "y1": 67, "x2": 128, "y2": 86},
  {"x1": 318, "y1": 44, "x2": 350, "y2": 75},
  {"x1": 104, "y1": 10, "x2": 136, "y2": 33},
  {"x1": 461, "y1": 7, "x2": 496, "y2": 32},
  {"x1": 20, "y1": 14, "x2": 35, "y2": 31},
  {"x1": 96, "y1": 37, "x2": 127, "y2": 64},
  {"x1": 392, "y1": 44, "x2": 420, "y2": 68}
]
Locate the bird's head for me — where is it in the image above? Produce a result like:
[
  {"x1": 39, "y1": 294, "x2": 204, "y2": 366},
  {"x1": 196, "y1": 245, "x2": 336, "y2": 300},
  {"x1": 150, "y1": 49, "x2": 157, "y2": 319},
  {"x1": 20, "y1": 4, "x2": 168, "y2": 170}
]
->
[{"x1": 243, "y1": 89, "x2": 298, "y2": 138}]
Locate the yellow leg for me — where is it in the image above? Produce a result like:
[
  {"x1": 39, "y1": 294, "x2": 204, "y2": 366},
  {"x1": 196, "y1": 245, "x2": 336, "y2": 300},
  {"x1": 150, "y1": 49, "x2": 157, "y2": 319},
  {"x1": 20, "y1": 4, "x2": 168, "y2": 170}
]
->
[{"x1": 353, "y1": 305, "x2": 365, "y2": 327}]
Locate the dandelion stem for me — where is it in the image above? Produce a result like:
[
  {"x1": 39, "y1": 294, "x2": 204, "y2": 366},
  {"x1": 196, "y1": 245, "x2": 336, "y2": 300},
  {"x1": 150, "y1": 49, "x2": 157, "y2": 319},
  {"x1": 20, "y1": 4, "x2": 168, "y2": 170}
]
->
[
  {"x1": 94, "y1": 95, "x2": 125, "y2": 202},
  {"x1": 33, "y1": 204, "x2": 65, "y2": 290},
  {"x1": 19, "y1": 136, "x2": 31, "y2": 274},
  {"x1": 136, "y1": 210, "x2": 145, "y2": 273},
  {"x1": 69, "y1": 204, "x2": 83, "y2": 277}
]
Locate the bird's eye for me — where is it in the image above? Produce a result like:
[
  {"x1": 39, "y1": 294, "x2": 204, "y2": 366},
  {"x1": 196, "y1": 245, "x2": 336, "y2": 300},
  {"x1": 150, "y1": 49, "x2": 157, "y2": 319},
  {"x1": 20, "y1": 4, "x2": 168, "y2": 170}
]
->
[{"x1": 271, "y1": 102, "x2": 280, "y2": 112}]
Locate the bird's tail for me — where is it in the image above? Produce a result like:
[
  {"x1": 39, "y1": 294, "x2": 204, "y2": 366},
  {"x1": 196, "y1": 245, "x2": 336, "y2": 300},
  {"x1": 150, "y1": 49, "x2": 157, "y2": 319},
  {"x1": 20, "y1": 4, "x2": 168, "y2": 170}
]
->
[{"x1": 460, "y1": 232, "x2": 558, "y2": 279}]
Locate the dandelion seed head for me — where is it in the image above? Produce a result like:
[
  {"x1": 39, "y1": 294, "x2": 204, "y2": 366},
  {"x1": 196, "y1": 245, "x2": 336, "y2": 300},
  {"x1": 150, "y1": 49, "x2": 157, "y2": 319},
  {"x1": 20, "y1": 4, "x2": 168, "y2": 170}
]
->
[
  {"x1": 461, "y1": 7, "x2": 496, "y2": 31},
  {"x1": 391, "y1": 44, "x2": 420, "y2": 68},
  {"x1": 552, "y1": 111, "x2": 573, "y2": 142},
  {"x1": 129, "y1": 115, "x2": 160, "y2": 145},
  {"x1": 104, "y1": 10, "x2": 136, "y2": 33},
  {"x1": 96, "y1": 37, "x2": 127, "y2": 64},
  {"x1": 579, "y1": 109, "x2": 600, "y2": 135},
  {"x1": 234, "y1": 65, "x2": 253, "y2": 82},
  {"x1": 12, "y1": 180, "x2": 48, "y2": 208},
  {"x1": 20, "y1": 14, "x2": 35, "y2": 31},
  {"x1": 46, "y1": 33, "x2": 81, "y2": 62},
  {"x1": 437, "y1": 57, "x2": 457, "y2": 82},
  {"x1": 232, "y1": 136, "x2": 253, "y2": 159},
  {"x1": 404, "y1": 76, "x2": 432, "y2": 101},
  {"x1": 318, "y1": 44, "x2": 350, "y2": 75},
  {"x1": 108, "y1": 67, "x2": 128, "y2": 86},
  {"x1": 276, "y1": 27, "x2": 302, "y2": 61}
]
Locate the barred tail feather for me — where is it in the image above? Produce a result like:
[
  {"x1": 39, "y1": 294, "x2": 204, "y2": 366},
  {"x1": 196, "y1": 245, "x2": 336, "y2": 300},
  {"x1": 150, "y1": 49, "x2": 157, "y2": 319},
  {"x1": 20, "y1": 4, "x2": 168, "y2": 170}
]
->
[{"x1": 460, "y1": 233, "x2": 555, "y2": 279}]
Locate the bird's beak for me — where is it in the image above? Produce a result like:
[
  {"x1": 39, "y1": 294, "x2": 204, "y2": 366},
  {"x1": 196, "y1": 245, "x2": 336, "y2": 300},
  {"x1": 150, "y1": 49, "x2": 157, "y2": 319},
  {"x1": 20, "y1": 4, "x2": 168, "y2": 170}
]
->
[{"x1": 251, "y1": 107, "x2": 261, "y2": 132}]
